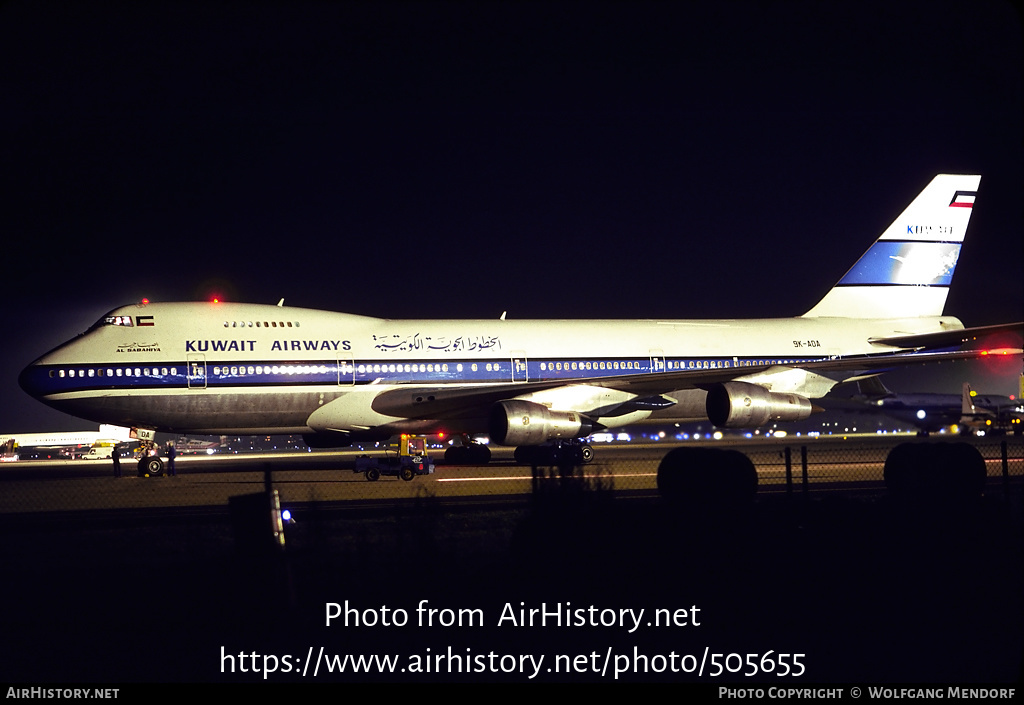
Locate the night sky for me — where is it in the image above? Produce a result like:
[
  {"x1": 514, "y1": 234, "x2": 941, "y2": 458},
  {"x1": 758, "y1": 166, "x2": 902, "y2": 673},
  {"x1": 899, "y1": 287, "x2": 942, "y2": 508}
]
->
[{"x1": 2, "y1": 0, "x2": 1021, "y2": 433}]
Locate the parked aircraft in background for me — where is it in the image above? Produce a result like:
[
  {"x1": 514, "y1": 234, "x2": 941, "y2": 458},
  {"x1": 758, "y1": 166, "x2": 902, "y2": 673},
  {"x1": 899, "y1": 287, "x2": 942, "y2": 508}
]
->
[
  {"x1": 18, "y1": 174, "x2": 1024, "y2": 476},
  {"x1": 173, "y1": 437, "x2": 222, "y2": 455},
  {"x1": 0, "y1": 425, "x2": 132, "y2": 461},
  {"x1": 835, "y1": 377, "x2": 1023, "y2": 435}
]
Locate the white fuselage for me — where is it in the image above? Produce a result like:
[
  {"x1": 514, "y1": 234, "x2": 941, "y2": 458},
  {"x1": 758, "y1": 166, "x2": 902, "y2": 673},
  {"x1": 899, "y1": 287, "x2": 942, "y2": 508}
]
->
[{"x1": 19, "y1": 301, "x2": 958, "y2": 439}]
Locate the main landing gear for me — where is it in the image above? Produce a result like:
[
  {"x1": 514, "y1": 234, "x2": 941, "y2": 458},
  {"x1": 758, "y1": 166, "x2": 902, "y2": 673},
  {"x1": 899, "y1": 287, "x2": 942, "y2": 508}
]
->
[
  {"x1": 443, "y1": 437, "x2": 597, "y2": 466},
  {"x1": 132, "y1": 431, "x2": 165, "y2": 478},
  {"x1": 513, "y1": 440, "x2": 595, "y2": 466},
  {"x1": 443, "y1": 436, "x2": 492, "y2": 465}
]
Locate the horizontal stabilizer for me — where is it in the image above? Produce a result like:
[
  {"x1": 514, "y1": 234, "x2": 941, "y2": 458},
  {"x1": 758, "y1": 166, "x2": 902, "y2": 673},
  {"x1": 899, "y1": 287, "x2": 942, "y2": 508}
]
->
[{"x1": 869, "y1": 322, "x2": 1024, "y2": 349}]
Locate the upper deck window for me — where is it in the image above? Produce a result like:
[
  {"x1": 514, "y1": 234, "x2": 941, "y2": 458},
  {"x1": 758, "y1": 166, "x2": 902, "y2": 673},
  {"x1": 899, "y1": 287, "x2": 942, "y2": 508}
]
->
[{"x1": 222, "y1": 320, "x2": 301, "y2": 328}]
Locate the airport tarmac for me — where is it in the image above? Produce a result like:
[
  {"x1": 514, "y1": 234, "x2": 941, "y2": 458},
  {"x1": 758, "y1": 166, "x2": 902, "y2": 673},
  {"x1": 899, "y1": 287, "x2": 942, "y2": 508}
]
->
[{"x1": 0, "y1": 436, "x2": 1020, "y2": 515}]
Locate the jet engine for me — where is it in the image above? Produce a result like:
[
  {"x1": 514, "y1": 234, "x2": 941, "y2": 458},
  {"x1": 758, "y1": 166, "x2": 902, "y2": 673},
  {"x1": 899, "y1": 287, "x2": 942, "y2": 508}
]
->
[
  {"x1": 705, "y1": 381, "x2": 813, "y2": 428},
  {"x1": 489, "y1": 400, "x2": 594, "y2": 446}
]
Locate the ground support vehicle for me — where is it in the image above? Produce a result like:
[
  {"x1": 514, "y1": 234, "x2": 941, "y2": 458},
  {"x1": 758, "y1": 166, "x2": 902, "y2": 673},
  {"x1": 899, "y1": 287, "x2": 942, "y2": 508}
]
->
[{"x1": 354, "y1": 436, "x2": 435, "y2": 481}]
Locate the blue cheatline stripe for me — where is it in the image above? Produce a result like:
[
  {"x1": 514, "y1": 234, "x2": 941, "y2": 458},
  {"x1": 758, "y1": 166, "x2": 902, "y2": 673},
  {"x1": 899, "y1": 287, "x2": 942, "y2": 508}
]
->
[
  {"x1": 838, "y1": 241, "x2": 961, "y2": 287},
  {"x1": 32, "y1": 351, "x2": 916, "y2": 396}
]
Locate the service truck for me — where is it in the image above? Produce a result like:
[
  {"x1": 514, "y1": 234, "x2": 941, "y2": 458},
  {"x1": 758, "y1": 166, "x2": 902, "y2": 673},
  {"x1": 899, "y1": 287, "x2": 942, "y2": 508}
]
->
[{"x1": 354, "y1": 436, "x2": 435, "y2": 481}]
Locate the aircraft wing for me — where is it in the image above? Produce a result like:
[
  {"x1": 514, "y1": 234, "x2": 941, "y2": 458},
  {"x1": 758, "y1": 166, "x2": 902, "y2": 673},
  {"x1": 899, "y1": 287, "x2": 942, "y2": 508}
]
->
[{"x1": 371, "y1": 345, "x2": 1021, "y2": 421}]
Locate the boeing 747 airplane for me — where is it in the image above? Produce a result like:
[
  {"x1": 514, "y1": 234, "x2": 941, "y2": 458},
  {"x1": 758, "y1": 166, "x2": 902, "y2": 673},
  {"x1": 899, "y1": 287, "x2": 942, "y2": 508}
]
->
[{"x1": 18, "y1": 174, "x2": 1023, "y2": 477}]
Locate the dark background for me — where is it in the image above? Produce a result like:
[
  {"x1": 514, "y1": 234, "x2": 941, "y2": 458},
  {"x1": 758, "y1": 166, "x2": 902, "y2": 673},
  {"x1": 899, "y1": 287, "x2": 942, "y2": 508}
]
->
[{"x1": 2, "y1": 0, "x2": 1022, "y2": 432}]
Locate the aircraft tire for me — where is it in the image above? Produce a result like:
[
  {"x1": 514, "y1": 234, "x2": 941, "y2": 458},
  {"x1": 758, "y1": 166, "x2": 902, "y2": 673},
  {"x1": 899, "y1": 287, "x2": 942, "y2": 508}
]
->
[
  {"x1": 139, "y1": 456, "x2": 164, "y2": 478},
  {"x1": 365, "y1": 468, "x2": 380, "y2": 482},
  {"x1": 513, "y1": 446, "x2": 537, "y2": 465},
  {"x1": 445, "y1": 445, "x2": 491, "y2": 465},
  {"x1": 472, "y1": 444, "x2": 492, "y2": 464},
  {"x1": 400, "y1": 466, "x2": 416, "y2": 481},
  {"x1": 580, "y1": 445, "x2": 594, "y2": 463}
]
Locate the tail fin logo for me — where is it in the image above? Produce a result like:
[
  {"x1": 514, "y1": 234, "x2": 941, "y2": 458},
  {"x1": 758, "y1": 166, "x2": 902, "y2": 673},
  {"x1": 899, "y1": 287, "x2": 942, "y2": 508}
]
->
[
  {"x1": 840, "y1": 241, "x2": 961, "y2": 286},
  {"x1": 949, "y1": 190, "x2": 976, "y2": 208},
  {"x1": 802, "y1": 173, "x2": 980, "y2": 318}
]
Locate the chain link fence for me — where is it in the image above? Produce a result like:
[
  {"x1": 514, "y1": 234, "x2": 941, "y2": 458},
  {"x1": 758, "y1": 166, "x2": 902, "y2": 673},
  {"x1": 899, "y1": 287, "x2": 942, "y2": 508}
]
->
[{"x1": 0, "y1": 436, "x2": 1021, "y2": 514}]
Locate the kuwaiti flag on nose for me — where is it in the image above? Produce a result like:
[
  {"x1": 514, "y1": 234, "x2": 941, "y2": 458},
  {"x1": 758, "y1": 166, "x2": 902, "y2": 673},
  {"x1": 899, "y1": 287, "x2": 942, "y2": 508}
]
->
[{"x1": 949, "y1": 190, "x2": 976, "y2": 208}]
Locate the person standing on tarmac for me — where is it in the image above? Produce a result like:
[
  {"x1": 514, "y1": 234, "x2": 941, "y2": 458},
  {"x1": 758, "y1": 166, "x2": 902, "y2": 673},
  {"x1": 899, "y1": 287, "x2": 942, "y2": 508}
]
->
[
  {"x1": 111, "y1": 444, "x2": 121, "y2": 478},
  {"x1": 167, "y1": 442, "x2": 176, "y2": 476}
]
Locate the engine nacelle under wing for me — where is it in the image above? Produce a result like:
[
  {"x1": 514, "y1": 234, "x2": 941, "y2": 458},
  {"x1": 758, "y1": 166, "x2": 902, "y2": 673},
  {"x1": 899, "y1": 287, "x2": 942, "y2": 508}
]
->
[
  {"x1": 706, "y1": 381, "x2": 813, "y2": 428},
  {"x1": 489, "y1": 400, "x2": 594, "y2": 446}
]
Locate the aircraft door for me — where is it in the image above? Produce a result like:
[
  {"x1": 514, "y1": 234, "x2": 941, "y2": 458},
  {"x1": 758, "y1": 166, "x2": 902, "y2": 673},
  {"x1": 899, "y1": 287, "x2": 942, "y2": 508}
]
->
[
  {"x1": 649, "y1": 349, "x2": 666, "y2": 373},
  {"x1": 187, "y1": 354, "x2": 207, "y2": 389},
  {"x1": 511, "y1": 351, "x2": 529, "y2": 382},
  {"x1": 338, "y1": 354, "x2": 355, "y2": 385}
]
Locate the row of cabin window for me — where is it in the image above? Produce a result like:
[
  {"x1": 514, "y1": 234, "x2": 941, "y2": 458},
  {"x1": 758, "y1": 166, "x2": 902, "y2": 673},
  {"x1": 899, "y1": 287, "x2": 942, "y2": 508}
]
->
[
  {"x1": 52, "y1": 367, "x2": 178, "y2": 378},
  {"x1": 541, "y1": 361, "x2": 642, "y2": 372},
  {"x1": 665, "y1": 359, "x2": 804, "y2": 370},
  {"x1": 224, "y1": 320, "x2": 300, "y2": 328},
  {"x1": 539, "y1": 358, "x2": 805, "y2": 373},
  {"x1": 213, "y1": 364, "x2": 340, "y2": 376},
  {"x1": 50, "y1": 357, "x2": 807, "y2": 382}
]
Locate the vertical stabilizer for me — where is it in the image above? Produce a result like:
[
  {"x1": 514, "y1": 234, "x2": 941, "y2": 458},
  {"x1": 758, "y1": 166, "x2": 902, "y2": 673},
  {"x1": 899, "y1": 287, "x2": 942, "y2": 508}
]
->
[
  {"x1": 857, "y1": 377, "x2": 893, "y2": 399},
  {"x1": 961, "y1": 383, "x2": 976, "y2": 416},
  {"x1": 802, "y1": 174, "x2": 980, "y2": 318}
]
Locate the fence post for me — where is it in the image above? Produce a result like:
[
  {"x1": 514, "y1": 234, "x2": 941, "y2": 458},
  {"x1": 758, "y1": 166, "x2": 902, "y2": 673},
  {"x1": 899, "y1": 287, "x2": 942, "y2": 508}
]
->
[
  {"x1": 1001, "y1": 440, "x2": 1009, "y2": 500},
  {"x1": 801, "y1": 445, "x2": 809, "y2": 496},
  {"x1": 784, "y1": 446, "x2": 792, "y2": 497}
]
